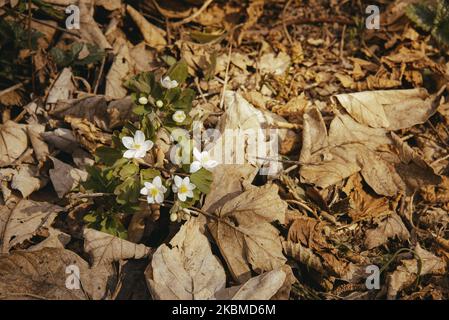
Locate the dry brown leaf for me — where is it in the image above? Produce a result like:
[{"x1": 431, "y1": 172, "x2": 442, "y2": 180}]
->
[
  {"x1": 0, "y1": 199, "x2": 62, "y2": 253},
  {"x1": 334, "y1": 88, "x2": 435, "y2": 130},
  {"x1": 0, "y1": 248, "x2": 115, "y2": 300},
  {"x1": 11, "y1": 164, "x2": 46, "y2": 198},
  {"x1": 364, "y1": 213, "x2": 410, "y2": 249},
  {"x1": 105, "y1": 41, "x2": 131, "y2": 99},
  {"x1": 83, "y1": 228, "x2": 152, "y2": 266},
  {"x1": 126, "y1": 5, "x2": 166, "y2": 49},
  {"x1": 299, "y1": 107, "x2": 441, "y2": 196},
  {"x1": 282, "y1": 240, "x2": 325, "y2": 273},
  {"x1": 0, "y1": 121, "x2": 28, "y2": 167},
  {"x1": 145, "y1": 219, "x2": 226, "y2": 300},
  {"x1": 259, "y1": 52, "x2": 291, "y2": 76},
  {"x1": 214, "y1": 268, "x2": 287, "y2": 300},
  {"x1": 208, "y1": 184, "x2": 287, "y2": 283},
  {"x1": 387, "y1": 244, "x2": 446, "y2": 299},
  {"x1": 78, "y1": 1, "x2": 112, "y2": 50},
  {"x1": 49, "y1": 157, "x2": 87, "y2": 198},
  {"x1": 46, "y1": 68, "x2": 75, "y2": 104},
  {"x1": 27, "y1": 228, "x2": 71, "y2": 251},
  {"x1": 27, "y1": 124, "x2": 49, "y2": 164}
]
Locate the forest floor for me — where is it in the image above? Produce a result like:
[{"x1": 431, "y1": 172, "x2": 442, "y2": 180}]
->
[{"x1": 0, "y1": 0, "x2": 448, "y2": 300}]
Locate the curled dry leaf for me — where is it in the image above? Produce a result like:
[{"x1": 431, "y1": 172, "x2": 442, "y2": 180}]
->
[
  {"x1": 126, "y1": 5, "x2": 167, "y2": 49},
  {"x1": 0, "y1": 199, "x2": 62, "y2": 253},
  {"x1": 27, "y1": 124, "x2": 49, "y2": 164},
  {"x1": 0, "y1": 121, "x2": 28, "y2": 167},
  {"x1": 0, "y1": 248, "x2": 115, "y2": 300},
  {"x1": 78, "y1": 1, "x2": 112, "y2": 50},
  {"x1": 334, "y1": 88, "x2": 435, "y2": 130},
  {"x1": 364, "y1": 213, "x2": 410, "y2": 249},
  {"x1": 145, "y1": 219, "x2": 226, "y2": 300},
  {"x1": 387, "y1": 244, "x2": 446, "y2": 299},
  {"x1": 83, "y1": 228, "x2": 152, "y2": 266},
  {"x1": 208, "y1": 184, "x2": 287, "y2": 283},
  {"x1": 49, "y1": 157, "x2": 88, "y2": 198},
  {"x1": 214, "y1": 268, "x2": 287, "y2": 300}
]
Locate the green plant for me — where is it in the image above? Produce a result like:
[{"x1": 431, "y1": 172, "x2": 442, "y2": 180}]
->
[
  {"x1": 406, "y1": 0, "x2": 449, "y2": 46},
  {"x1": 83, "y1": 60, "x2": 215, "y2": 238},
  {"x1": 50, "y1": 42, "x2": 105, "y2": 68}
]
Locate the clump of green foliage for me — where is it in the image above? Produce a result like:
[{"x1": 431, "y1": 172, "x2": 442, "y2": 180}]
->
[
  {"x1": 82, "y1": 60, "x2": 214, "y2": 238},
  {"x1": 406, "y1": 0, "x2": 449, "y2": 46}
]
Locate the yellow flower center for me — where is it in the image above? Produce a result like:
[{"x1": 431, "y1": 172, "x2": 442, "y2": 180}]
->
[
  {"x1": 179, "y1": 184, "x2": 188, "y2": 194},
  {"x1": 150, "y1": 188, "x2": 159, "y2": 197},
  {"x1": 132, "y1": 143, "x2": 141, "y2": 149}
]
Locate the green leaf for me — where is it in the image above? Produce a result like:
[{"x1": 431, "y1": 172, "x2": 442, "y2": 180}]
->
[
  {"x1": 140, "y1": 168, "x2": 161, "y2": 182},
  {"x1": 166, "y1": 60, "x2": 189, "y2": 85},
  {"x1": 119, "y1": 163, "x2": 139, "y2": 179},
  {"x1": 172, "y1": 88, "x2": 195, "y2": 111},
  {"x1": 83, "y1": 166, "x2": 119, "y2": 193},
  {"x1": 189, "y1": 30, "x2": 225, "y2": 44},
  {"x1": 190, "y1": 168, "x2": 213, "y2": 194},
  {"x1": 406, "y1": 3, "x2": 436, "y2": 32},
  {"x1": 95, "y1": 146, "x2": 122, "y2": 166},
  {"x1": 83, "y1": 212, "x2": 98, "y2": 223},
  {"x1": 114, "y1": 175, "x2": 140, "y2": 204},
  {"x1": 124, "y1": 72, "x2": 155, "y2": 94}
]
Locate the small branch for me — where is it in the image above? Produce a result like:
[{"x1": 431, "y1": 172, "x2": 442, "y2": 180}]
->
[{"x1": 171, "y1": 0, "x2": 214, "y2": 27}]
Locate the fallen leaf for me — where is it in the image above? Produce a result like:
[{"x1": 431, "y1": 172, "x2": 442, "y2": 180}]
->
[
  {"x1": 105, "y1": 41, "x2": 131, "y2": 99},
  {"x1": 208, "y1": 184, "x2": 287, "y2": 283},
  {"x1": 0, "y1": 199, "x2": 62, "y2": 253},
  {"x1": 27, "y1": 124, "x2": 49, "y2": 164},
  {"x1": 214, "y1": 268, "x2": 287, "y2": 300},
  {"x1": 334, "y1": 88, "x2": 435, "y2": 130},
  {"x1": 46, "y1": 68, "x2": 75, "y2": 104},
  {"x1": 145, "y1": 220, "x2": 226, "y2": 300},
  {"x1": 365, "y1": 213, "x2": 410, "y2": 249},
  {"x1": 387, "y1": 244, "x2": 446, "y2": 299},
  {"x1": 83, "y1": 228, "x2": 152, "y2": 266},
  {"x1": 49, "y1": 157, "x2": 88, "y2": 198},
  {"x1": 79, "y1": 1, "x2": 112, "y2": 50},
  {"x1": 0, "y1": 248, "x2": 115, "y2": 300},
  {"x1": 259, "y1": 52, "x2": 291, "y2": 76},
  {"x1": 126, "y1": 5, "x2": 166, "y2": 49},
  {"x1": 11, "y1": 164, "x2": 46, "y2": 197},
  {"x1": 0, "y1": 121, "x2": 28, "y2": 167}
]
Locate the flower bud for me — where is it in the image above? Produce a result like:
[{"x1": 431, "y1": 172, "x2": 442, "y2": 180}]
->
[
  {"x1": 138, "y1": 96, "x2": 148, "y2": 105},
  {"x1": 170, "y1": 213, "x2": 178, "y2": 222},
  {"x1": 156, "y1": 100, "x2": 164, "y2": 108}
]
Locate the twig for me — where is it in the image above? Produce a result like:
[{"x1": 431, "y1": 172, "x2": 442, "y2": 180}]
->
[
  {"x1": 93, "y1": 56, "x2": 106, "y2": 94},
  {"x1": 171, "y1": 0, "x2": 214, "y2": 27},
  {"x1": 219, "y1": 43, "x2": 233, "y2": 109},
  {"x1": 282, "y1": 0, "x2": 293, "y2": 45},
  {"x1": 0, "y1": 81, "x2": 26, "y2": 98},
  {"x1": 14, "y1": 10, "x2": 81, "y2": 38}
]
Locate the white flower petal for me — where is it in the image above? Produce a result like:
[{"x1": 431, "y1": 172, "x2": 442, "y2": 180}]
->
[
  {"x1": 152, "y1": 176, "x2": 162, "y2": 187},
  {"x1": 144, "y1": 182, "x2": 152, "y2": 188},
  {"x1": 134, "y1": 130, "x2": 145, "y2": 144},
  {"x1": 174, "y1": 175, "x2": 183, "y2": 187},
  {"x1": 193, "y1": 147, "x2": 202, "y2": 161},
  {"x1": 190, "y1": 161, "x2": 202, "y2": 173},
  {"x1": 123, "y1": 149, "x2": 136, "y2": 159},
  {"x1": 204, "y1": 160, "x2": 218, "y2": 170},
  {"x1": 182, "y1": 176, "x2": 190, "y2": 185},
  {"x1": 122, "y1": 136, "x2": 134, "y2": 149},
  {"x1": 186, "y1": 190, "x2": 194, "y2": 198},
  {"x1": 160, "y1": 185, "x2": 167, "y2": 193},
  {"x1": 140, "y1": 187, "x2": 148, "y2": 195},
  {"x1": 155, "y1": 193, "x2": 164, "y2": 204},
  {"x1": 147, "y1": 196, "x2": 155, "y2": 204},
  {"x1": 178, "y1": 193, "x2": 187, "y2": 202},
  {"x1": 188, "y1": 183, "x2": 196, "y2": 191},
  {"x1": 172, "y1": 184, "x2": 178, "y2": 193},
  {"x1": 142, "y1": 140, "x2": 154, "y2": 151},
  {"x1": 134, "y1": 149, "x2": 147, "y2": 158}
]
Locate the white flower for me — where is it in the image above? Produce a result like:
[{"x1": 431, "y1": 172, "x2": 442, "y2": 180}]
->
[
  {"x1": 122, "y1": 130, "x2": 153, "y2": 159},
  {"x1": 140, "y1": 176, "x2": 167, "y2": 204},
  {"x1": 172, "y1": 176, "x2": 195, "y2": 202},
  {"x1": 138, "y1": 96, "x2": 148, "y2": 105},
  {"x1": 172, "y1": 110, "x2": 186, "y2": 123},
  {"x1": 156, "y1": 100, "x2": 164, "y2": 108},
  {"x1": 190, "y1": 148, "x2": 218, "y2": 173},
  {"x1": 161, "y1": 76, "x2": 178, "y2": 89}
]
